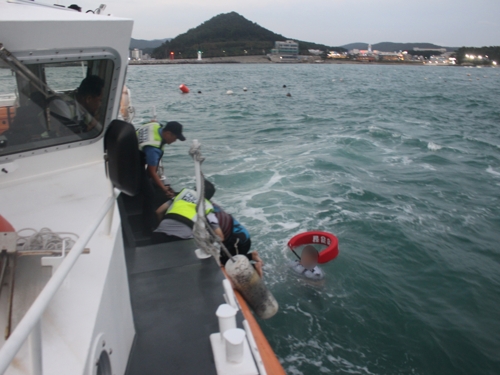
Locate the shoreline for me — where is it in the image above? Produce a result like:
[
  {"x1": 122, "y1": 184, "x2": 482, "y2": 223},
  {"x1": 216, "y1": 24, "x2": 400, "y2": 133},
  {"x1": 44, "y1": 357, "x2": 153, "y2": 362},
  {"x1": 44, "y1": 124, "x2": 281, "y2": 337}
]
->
[{"x1": 127, "y1": 55, "x2": 462, "y2": 66}]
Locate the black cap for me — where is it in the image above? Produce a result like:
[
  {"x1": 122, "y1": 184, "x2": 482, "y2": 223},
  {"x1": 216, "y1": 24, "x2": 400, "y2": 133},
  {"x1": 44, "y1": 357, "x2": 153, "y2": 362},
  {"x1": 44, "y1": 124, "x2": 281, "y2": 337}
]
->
[{"x1": 163, "y1": 121, "x2": 185, "y2": 141}]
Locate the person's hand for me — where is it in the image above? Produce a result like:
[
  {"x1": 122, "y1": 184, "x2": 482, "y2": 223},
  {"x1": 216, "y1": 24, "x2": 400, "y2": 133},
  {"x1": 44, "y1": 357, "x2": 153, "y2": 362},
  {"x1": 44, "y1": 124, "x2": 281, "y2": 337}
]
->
[
  {"x1": 252, "y1": 251, "x2": 264, "y2": 278},
  {"x1": 85, "y1": 117, "x2": 98, "y2": 132},
  {"x1": 163, "y1": 185, "x2": 175, "y2": 199},
  {"x1": 251, "y1": 251, "x2": 263, "y2": 265}
]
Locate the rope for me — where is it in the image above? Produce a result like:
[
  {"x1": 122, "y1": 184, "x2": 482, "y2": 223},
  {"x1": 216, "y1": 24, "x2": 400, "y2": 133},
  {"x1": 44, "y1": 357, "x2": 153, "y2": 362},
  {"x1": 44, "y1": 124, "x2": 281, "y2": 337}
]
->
[
  {"x1": 189, "y1": 142, "x2": 234, "y2": 264},
  {"x1": 16, "y1": 228, "x2": 78, "y2": 252}
]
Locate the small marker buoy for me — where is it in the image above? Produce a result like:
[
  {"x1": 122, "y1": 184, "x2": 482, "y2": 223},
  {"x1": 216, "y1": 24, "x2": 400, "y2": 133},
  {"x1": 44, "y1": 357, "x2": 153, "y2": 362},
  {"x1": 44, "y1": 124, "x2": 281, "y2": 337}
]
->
[
  {"x1": 243, "y1": 87, "x2": 247, "y2": 92},
  {"x1": 226, "y1": 90, "x2": 233, "y2": 95},
  {"x1": 179, "y1": 84, "x2": 189, "y2": 93},
  {"x1": 286, "y1": 92, "x2": 291, "y2": 97}
]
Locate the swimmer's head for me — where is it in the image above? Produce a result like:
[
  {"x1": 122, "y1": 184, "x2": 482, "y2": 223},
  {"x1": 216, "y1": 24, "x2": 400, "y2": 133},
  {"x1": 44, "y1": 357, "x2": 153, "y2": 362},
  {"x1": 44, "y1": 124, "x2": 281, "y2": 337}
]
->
[{"x1": 301, "y1": 245, "x2": 319, "y2": 269}]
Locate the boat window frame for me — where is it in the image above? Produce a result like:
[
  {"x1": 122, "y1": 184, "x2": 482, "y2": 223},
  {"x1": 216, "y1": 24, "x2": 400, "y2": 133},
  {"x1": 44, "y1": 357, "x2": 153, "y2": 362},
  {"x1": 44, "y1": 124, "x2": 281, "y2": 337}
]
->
[{"x1": 0, "y1": 47, "x2": 122, "y2": 162}]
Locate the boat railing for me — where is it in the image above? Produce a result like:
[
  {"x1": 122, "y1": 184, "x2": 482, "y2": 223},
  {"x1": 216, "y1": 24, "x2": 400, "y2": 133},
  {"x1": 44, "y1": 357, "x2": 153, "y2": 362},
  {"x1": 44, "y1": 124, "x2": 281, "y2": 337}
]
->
[{"x1": 0, "y1": 196, "x2": 116, "y2": 375}]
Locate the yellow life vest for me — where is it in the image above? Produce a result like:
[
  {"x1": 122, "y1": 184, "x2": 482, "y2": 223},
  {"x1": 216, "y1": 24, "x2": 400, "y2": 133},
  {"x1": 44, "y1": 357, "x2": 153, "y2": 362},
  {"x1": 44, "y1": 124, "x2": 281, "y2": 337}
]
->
[
  {"x1": 165, "y1": 188, "x2": 214, "y2": 228},
  {"x1": 136, "y1": 122, "x2": 163, "y2": 150}
]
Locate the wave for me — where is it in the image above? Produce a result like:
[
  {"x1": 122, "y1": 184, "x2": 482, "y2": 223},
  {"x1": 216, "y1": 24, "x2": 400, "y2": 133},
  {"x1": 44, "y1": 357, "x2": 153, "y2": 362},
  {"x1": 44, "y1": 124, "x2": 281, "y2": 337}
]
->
[
  {"x1": 427, "y1": 141, "x2": 443, "y2": 151},
  {"x1": 486, "y1": 166, "x2": 500, "y2": 177}
]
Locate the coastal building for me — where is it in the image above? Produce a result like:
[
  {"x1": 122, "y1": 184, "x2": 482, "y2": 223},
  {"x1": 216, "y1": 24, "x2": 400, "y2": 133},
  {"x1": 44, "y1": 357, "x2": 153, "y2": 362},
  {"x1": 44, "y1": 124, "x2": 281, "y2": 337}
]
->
[
  {"x1": 271, "y1": 40, "x2": 299, "y2": 61},
  {"x1": 378, "y1": 52, "x2": 403, "y2": 61},
  {"x1": 308, "y1": 49, "x2": 323, "y2": 55},
  {"x1": 414, "y1": 47, "x2": 447, "y2": 53},
  {"x1": 327, "y1": 51, "x2": 348, "y2": 59},
  {"x1": 130, "y1": 48, "x2": 143, "y2": 60},
  {"x1": 356, "y1": 55, "x2": 376, "y2": 62}
]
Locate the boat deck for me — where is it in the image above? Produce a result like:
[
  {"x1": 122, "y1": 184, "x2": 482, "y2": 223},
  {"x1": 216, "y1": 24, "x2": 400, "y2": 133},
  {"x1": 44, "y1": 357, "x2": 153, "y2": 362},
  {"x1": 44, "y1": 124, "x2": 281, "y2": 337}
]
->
[{"x1": 119, "y1": 194, "x2": 226, "y2": 375}]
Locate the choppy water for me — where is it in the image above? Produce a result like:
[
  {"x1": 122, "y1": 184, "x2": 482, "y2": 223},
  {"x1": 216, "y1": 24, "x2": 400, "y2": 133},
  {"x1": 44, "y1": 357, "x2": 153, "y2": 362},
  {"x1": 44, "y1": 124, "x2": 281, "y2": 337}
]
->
[{"x1": 126, "y1": 63, "x2": 500, "y2": 375}]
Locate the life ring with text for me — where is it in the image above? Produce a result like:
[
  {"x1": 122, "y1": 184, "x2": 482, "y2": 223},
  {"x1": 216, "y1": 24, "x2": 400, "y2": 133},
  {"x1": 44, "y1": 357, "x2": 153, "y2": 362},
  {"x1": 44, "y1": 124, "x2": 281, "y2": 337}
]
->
[{"x1": 287, "y1": 231, "x2": 339, "y2": 264}]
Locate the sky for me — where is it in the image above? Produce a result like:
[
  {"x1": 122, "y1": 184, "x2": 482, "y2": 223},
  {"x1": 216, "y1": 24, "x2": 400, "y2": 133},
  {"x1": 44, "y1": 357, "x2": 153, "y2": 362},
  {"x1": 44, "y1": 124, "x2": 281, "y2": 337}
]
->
[{"x1": 77, "y1": 0, "x2": 500, "y2": 47}]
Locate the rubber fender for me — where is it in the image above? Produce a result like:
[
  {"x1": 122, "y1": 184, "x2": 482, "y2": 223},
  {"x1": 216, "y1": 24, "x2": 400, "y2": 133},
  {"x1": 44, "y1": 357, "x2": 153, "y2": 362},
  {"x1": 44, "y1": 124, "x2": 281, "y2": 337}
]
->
[
  {"x1": 225, "y1": 255, "x2": 278, "y2": 319},
  {"x1": 104, "y1": 120, "x2": 141, "y2": 196}
]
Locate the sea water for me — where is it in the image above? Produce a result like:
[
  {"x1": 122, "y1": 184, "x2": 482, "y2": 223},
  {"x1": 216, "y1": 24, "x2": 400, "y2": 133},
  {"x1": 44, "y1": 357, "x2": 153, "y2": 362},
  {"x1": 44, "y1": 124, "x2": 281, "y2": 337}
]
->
[{"x1": 126, "y1": 63, "x2": 500, "y2": 375}]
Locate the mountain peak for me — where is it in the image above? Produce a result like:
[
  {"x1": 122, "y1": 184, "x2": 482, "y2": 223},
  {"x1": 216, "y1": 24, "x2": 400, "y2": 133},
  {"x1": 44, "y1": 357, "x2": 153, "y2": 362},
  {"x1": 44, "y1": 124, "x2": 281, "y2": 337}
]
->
[{"x1": 152, "y1": 12, "x2": 343, "y2": 59}]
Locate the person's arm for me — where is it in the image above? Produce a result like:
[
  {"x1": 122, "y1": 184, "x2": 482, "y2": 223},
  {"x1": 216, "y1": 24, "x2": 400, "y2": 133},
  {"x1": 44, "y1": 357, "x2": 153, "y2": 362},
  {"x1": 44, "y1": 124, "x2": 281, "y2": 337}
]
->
[
  {"x1": 213, "y1": 227, "x2": 224, "y2": 241},
  {"x1": 155, "y1": 200, "x2": 172, "y2": 222},
  {"x1": 251, "y1": 251, "x2": 264, "y2": 278},
  {"x1": 207, "y1": 213, "x2": 224, "y2": 241},
  {"x1": 143, "y1": 147, "x2": 170, "y2": 194},
  {"x1": 147, "y1": 165, "x2": 170, "y2": 193}
]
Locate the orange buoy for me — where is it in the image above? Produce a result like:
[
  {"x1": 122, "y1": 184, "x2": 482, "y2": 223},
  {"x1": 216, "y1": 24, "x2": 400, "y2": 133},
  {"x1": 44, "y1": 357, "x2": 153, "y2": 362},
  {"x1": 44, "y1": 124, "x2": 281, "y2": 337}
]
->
[{"x1": 179, "y1": 84, "x2": 190, "y2": 94}]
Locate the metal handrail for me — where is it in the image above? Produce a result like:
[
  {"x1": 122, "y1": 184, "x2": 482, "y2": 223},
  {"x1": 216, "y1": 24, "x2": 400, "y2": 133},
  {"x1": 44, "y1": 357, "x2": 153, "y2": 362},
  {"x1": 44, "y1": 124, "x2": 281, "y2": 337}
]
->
[{"x1": 0, "y1": 196, "x2": 115, "y2": 374}]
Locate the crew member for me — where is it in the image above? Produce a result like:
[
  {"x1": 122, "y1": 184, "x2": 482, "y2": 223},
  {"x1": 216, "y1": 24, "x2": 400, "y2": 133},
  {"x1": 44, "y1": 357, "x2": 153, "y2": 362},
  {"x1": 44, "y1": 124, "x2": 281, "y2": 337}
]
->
[
  {"x1": 135, "y1": 121, "x2": 185, "y2": 234},
  {"x1": 49, "y1": 75, "x2": 105, "y2": 136},
  {"x1": 153, "y1": 181, "x2": 223, "y2": 243},
  {"x1": 214, "y1": 204, "x2": 264, "y2": 276},
  {"x1": 207, "y1": 181, "x2": 263, "y2": 276},
  {"x1": 137, "y1": 121, "x2": 185, "y2": 194}
]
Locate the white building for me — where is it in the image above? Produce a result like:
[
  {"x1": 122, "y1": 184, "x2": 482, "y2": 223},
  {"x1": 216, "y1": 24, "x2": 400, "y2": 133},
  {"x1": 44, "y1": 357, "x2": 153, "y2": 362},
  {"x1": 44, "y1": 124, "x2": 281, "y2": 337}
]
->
[{"x1": 130, "y1": 48, "x2": 143, "y2": 60}]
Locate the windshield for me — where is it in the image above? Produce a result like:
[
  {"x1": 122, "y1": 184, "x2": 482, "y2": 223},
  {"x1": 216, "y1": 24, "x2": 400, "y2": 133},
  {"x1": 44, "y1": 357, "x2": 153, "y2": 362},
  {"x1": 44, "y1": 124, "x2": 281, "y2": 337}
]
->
[{"x1": 0, "y1": 58, "x2": 114, "y2": 157}]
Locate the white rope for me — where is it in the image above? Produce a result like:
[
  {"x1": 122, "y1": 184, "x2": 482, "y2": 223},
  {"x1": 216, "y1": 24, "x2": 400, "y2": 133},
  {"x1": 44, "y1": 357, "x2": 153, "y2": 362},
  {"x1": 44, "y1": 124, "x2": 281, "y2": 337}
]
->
[
  {"x1": 189, "y1": 142, "x2": 233, "y2": 264},
  {"x1": 16, "y1": 228, "x2": 78, "y2": 252}
]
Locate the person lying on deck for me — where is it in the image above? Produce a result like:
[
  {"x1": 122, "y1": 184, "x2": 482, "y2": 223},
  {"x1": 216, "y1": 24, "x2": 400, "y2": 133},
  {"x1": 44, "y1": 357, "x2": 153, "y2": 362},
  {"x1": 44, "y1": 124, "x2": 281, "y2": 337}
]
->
[
  {"x1": 153, "y1": 183, "x2": 223, "y2": 244},
  {"x1": 153, "y1": 180, "x2": 264, "y2": 277}
]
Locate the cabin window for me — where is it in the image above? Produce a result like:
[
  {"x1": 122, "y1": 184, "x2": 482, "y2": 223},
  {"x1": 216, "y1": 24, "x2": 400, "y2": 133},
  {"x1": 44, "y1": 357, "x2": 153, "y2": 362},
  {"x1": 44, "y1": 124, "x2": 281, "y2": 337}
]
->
[{"x1": 0, "y1": 59, "x2": 114, "y2": 157}]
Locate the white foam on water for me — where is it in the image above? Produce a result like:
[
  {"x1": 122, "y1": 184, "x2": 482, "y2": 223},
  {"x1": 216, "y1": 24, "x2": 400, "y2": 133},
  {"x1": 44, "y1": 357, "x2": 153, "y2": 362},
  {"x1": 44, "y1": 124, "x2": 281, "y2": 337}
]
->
[
  {"x1": 383, "y1": 156, "x2": 413, "y2": 165},
  {"x1": 243, "y1": 157, "x2": 257, "y2": 162},
  {"x1": 280, "y1": 222, "x2": 301, "y2": 230},
  {"x1": 486, "y1": 166, "x2": 500, "y2": 177},
  {"x1": 349, "y1": 187, "x2": 365, "y2": 196},
  {"x1": 428, "y1": 141, "x2": 443, "y2": 151},
  {"x1": 421, "y1": 163, "x2": 436, "y2": 171}
]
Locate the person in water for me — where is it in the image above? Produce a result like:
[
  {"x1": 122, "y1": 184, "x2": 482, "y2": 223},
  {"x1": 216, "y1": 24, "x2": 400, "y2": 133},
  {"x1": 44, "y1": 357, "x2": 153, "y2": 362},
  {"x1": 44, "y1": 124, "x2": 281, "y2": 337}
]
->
[{"x1": 289, "y1": 245, "x2": 324, "y2": 280}]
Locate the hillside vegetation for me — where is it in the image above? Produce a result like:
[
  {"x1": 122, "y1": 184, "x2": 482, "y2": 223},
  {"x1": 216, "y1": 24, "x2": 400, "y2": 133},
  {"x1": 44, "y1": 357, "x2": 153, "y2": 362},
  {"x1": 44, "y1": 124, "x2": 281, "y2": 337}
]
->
[{"x1": 152, "y1": 12, "x2": 345, "y2": 59}]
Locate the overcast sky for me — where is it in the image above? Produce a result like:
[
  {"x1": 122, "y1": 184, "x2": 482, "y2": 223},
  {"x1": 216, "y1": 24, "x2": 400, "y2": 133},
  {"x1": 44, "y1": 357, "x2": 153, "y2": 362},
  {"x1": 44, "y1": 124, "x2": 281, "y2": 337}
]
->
[{"x1": 78, "y1": 0, "x2": 499, "y2": 47}]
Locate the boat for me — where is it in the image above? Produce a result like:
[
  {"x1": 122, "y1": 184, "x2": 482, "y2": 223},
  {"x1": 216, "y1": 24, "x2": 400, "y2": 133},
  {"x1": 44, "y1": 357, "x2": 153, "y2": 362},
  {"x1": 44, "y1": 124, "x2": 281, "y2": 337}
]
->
[{"x1": 0, "y1": 1, "x2": 284, "y2": 374}]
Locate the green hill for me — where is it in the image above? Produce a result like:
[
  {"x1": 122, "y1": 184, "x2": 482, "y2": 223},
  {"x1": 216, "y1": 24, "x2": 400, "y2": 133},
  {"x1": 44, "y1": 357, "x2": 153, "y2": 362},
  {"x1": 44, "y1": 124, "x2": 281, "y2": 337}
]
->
[{"x1": 152, "y1": 12, "x2": 345, "y2": 59}]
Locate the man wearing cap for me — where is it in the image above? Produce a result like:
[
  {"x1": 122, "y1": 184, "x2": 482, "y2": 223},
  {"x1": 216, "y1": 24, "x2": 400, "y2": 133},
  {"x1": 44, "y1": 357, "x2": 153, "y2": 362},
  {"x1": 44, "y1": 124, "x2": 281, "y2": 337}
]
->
[{"x1": 136, "y1": 121, "x2": 185, "y2": 234}]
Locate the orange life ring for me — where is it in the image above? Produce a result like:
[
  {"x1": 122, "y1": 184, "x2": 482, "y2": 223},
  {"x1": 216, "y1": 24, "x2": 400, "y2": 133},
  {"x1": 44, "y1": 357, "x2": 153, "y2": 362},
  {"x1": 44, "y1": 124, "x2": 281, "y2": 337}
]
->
[
  {"x1": 287, "y1": 231, "x2": 339, "y2": 264},
  {"x1": 0, "y1": 106, "x2": 16, "y2": 135}
]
